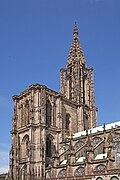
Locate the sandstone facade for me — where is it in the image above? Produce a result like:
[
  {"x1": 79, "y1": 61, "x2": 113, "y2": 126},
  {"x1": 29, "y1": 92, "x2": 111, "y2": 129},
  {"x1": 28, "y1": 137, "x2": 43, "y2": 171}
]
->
[{"x1": 9, "y1": 24, "x2": 120, "y2": 180}]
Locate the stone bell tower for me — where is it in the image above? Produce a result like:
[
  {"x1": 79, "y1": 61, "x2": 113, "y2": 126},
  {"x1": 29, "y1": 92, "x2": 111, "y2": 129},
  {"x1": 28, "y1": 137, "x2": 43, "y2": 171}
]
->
[
  {"x1": 9, "y1": 23, "x2": 98, "y2": 180},
  {"x1": 60, "y1": 23, "x2": 97, "y2": 130}
]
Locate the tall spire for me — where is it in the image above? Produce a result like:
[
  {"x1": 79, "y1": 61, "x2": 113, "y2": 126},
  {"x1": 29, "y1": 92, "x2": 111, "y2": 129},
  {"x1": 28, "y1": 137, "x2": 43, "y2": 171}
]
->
[
  {"x1": 67, "y1": 22, "x2": 85, "y2": 66},
  {"x1": 59, "y1": 23, "x2": 97, "y2": 130}
]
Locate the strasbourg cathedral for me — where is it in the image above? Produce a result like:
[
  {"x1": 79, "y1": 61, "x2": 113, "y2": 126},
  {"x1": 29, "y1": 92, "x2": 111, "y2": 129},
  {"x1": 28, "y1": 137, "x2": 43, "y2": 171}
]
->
[{"x1": 9, "y1": 24, "x2": 120, "y2": 180}]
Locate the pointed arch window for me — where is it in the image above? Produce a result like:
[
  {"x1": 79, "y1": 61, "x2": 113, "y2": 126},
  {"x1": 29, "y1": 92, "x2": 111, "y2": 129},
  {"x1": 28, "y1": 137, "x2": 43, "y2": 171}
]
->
[
  {"x1": 21, "y1": 135, "x2": 30, "y2": 159},
  {"x1": 84, "y1": 111, "x2": 88, "y2": 130},
  {"x1": 65, "y1": 113, "x2": 70, "y2": 130},
  {"x1": 46, "y1": 135, "x2": 54, "y2": 167},
  {"x1": 46, "y1": 100, "x2": 52, "y2": 126},
  {"x1": 25, "y1": 100, "x2": 29, "y2": 125},
  {"x1": 46, "y1": 137, "x2": 52, "y2": 157}
]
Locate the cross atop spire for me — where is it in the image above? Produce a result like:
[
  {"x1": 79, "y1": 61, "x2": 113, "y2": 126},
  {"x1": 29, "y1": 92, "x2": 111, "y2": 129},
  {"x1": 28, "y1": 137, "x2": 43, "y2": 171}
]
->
[{"x1": 73, "y1": 22, "x2": 79, "y2": 39}]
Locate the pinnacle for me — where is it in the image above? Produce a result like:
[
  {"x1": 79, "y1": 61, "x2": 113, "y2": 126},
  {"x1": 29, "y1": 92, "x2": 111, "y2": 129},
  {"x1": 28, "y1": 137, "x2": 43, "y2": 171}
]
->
[{"x1": 73, "y1": 22, "x2": 78, "y2": 38}]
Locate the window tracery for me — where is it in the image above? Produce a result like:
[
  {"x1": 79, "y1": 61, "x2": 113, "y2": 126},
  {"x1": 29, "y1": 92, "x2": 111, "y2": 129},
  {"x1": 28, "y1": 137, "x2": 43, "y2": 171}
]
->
[
  {"x1": 57, "y1": 169, "x2": 67, "y2": 178},
  {"x1": 74, "y1": 166, "x2": 84, "y2": 177},
  {"x1": 94, "y1": 164, "x2": 106, "y2": 171},
  {"x1": 74, "y1": 141, "x2": 85, "y2": 151},
  {"x1": 91, "y1": 137, "x2": 103, "y2": 147}
]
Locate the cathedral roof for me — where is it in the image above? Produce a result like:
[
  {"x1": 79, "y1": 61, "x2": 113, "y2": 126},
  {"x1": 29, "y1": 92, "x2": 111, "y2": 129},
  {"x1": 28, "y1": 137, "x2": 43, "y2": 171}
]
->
[
  {"x1": 76, "y1": 156, "x2": 86, "y2": 163},
  {"x1": 95, "y1": 153, "x2": 107, "y2": 160},
  {"x1": 71, "y1": 120, "x2": 120, "y2": 139},
  {"x1": 67, "y1": 23, "x2": 86, "y2": 66}
]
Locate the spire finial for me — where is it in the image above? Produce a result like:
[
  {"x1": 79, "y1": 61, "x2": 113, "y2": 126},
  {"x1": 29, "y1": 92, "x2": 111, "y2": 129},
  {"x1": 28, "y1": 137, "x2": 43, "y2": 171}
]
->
[{"x1": 73, "y1": 22, "x2": 78, "y2": 38}]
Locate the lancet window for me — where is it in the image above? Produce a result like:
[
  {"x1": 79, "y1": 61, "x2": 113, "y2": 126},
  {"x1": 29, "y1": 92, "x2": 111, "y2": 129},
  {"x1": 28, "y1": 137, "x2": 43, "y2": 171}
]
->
[
  {"x1": 46, "y1": 136, "x2": 52, "y2": 157},
  {"x1": 46, "y1": 134, "x2": 55, "y2": 167},
  {"x1": 65, "y1": 113, "x2": 70, "y2": 130},
  {"x1": 46, "y1": 100, "x2": 52, "y2": 126},
  {"x1": 25, "y1": 100, "x2": 29, "y2": 124},
  {"x1": 84, "y1": 112, "x2": 88, "y2": 130},
  {"x1": 21, "y1": 104, "x2": 24, "y2": 126},
  {"x1": 21, "y1": 135, "x2": 30, "y2": 159}
]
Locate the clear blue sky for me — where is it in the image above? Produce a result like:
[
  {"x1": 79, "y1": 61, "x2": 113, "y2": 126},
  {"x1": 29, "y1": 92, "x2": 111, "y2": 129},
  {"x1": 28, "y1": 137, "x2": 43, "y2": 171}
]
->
[{"x1": 0, "y1": 0, "x2": 120, "y2": 173}]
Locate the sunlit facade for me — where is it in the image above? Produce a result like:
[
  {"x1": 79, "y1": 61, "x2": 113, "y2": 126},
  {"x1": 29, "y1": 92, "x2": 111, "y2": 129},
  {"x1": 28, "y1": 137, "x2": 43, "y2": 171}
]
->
[{"x1": 9, "y1": 24, "x2": 120, "y2": 179}]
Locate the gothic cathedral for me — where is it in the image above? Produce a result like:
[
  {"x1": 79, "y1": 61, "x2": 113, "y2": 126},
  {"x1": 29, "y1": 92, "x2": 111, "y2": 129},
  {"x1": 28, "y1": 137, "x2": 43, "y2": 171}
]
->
[{"x1": 9, "y1": 24, "x2": 120, "y2": 180}]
